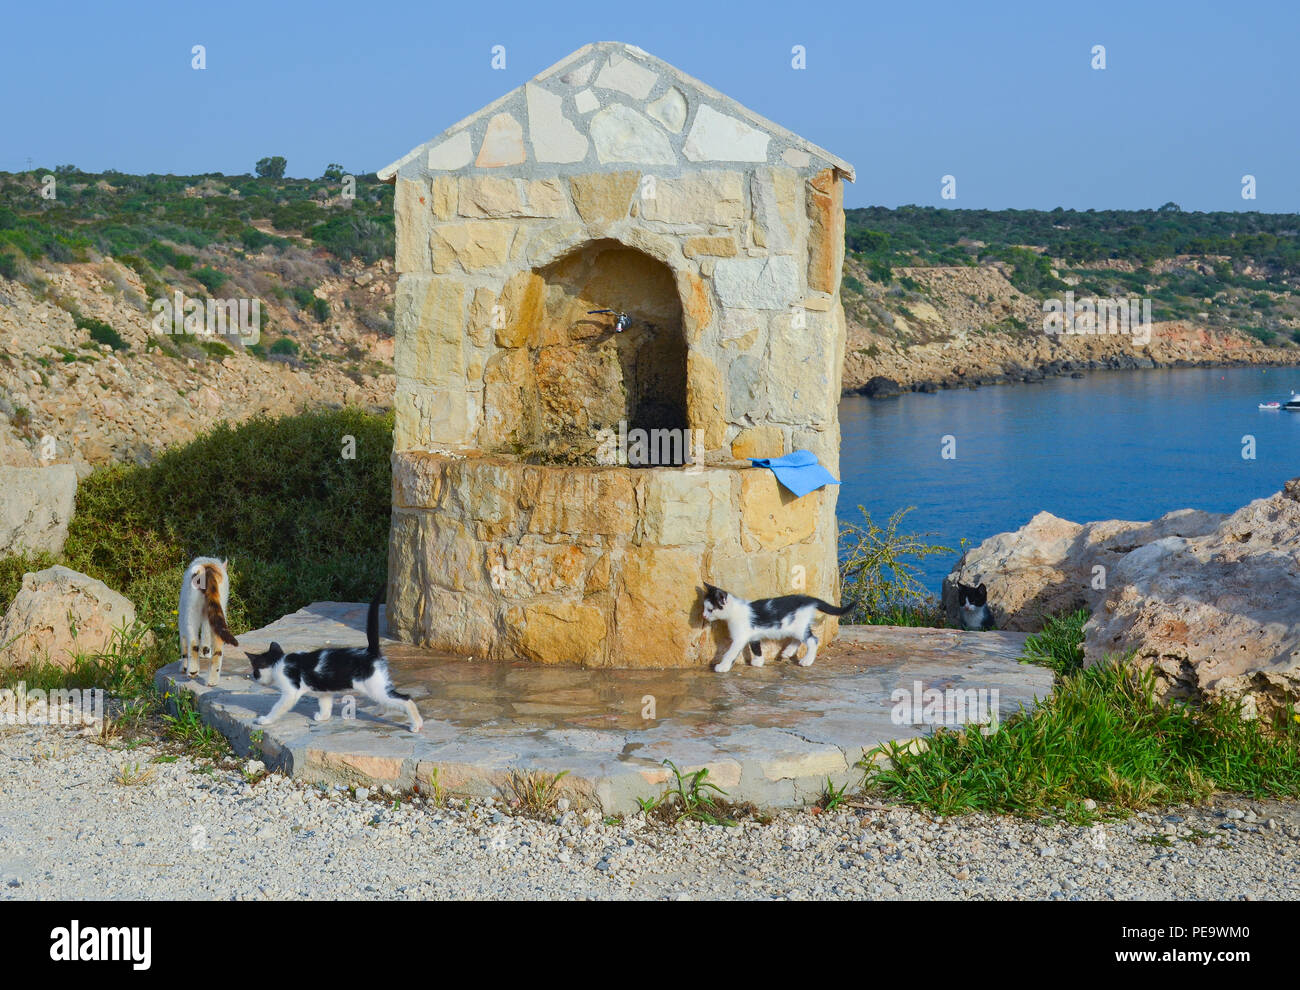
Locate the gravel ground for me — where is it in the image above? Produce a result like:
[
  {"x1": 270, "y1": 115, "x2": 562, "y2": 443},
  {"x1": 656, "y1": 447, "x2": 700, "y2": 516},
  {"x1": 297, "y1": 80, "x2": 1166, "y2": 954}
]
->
[{"x1": 1, "y1": 722, "x2": 1298, "y2": 901}]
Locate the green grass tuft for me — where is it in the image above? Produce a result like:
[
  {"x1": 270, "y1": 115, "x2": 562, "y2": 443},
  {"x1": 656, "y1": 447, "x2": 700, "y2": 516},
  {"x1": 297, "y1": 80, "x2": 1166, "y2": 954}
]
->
[
  {"x1": 862, "y1": 613, "x2": 1300, "y2": 820},
  {"x1": 1021, "y1": 608, "x2": 1089, "y2": 676}
]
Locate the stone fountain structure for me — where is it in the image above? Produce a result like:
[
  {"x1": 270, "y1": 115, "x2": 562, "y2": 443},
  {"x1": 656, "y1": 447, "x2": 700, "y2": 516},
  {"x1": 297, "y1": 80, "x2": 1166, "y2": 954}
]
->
[{"x1": 380, "y1": 42, "x2": 854, "y2": 667}]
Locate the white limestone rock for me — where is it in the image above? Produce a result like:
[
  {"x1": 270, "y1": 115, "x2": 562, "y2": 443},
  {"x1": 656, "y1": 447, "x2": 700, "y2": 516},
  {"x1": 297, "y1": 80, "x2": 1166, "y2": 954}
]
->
[
  {"x1": 525, "y1": 84, "x2": 588, "y2": 164},
  {"x1": 0, "y1": 565, "x2": 137, "y2": 670},
  {"x1": 684, "y1": 105, "x2": 771, "y2": 162},
  {"x1": 647, "y1": 86, "x2": 688, "y2": 133},
  {"x1": 594, "y1": 53, "x2": 658, "y2": 99},
  {"x1": 0, "y1": 464, "x2": 77, "y2": 555},
  {"x1": 427, "y1": 131, "x2": 473, "y2": 171},
  {"x1": 559, "y1": 61, "x2": 593, "y2": 86},
  {"x1": 712, "y1": 256, "x2": 800, "y2": 310},
  {"x1": 590, "y1": 105, "x2": 675, "y2": 165}
]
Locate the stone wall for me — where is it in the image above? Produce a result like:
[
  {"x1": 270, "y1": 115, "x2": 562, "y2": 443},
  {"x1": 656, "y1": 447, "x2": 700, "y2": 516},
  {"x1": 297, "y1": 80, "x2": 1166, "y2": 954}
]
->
[
  {"x1": 383, "y1": 42, "x2": 853, "y2": 666},
  {"x1": 391, "y1": 164, "x2": 848, "y2": 470},
  {"x1": 389, "y1": 452, "x2": 840, "y2": 667}
]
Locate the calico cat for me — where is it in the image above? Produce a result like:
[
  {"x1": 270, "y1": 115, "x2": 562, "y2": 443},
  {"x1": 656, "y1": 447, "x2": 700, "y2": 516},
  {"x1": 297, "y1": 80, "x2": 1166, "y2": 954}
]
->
[
  {"x1": 956, "y1": 581, "x2": 995, "y2": 631},
  {"x1": 179, "y1": 557, "x2": 238, "y2": 686},
  {"x1": 246, "y1": 595, "x2": 423, "y2": 733},
  {"x1": 701, "y1": 583, "x2": 851, "y2": 673}
]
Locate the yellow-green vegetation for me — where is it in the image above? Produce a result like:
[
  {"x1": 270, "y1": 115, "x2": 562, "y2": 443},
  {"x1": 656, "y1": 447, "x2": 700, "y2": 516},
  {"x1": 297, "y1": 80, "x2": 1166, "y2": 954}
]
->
[
  {"x1": 838, "y1": 505, "x2": 952, "y2": 626},
  {"x1": 505, "y1": 769, "x2": 571, "y2": 815},
  {"x1": 862, "y1": 610, "x2": 1300, "y2": 820}
]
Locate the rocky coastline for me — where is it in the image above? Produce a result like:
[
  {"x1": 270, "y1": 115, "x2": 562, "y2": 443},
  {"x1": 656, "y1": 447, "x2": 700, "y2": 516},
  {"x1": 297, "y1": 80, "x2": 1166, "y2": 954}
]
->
[{"x1": 846, "y1": 350, "x2": 1300, "y2": 399}]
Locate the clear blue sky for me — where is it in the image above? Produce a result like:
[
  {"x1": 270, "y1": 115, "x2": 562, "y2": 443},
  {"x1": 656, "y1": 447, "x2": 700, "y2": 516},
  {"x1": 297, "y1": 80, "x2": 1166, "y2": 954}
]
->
[{"x1": 2, "y1": 0, "x2": 1294, "y2": 211}]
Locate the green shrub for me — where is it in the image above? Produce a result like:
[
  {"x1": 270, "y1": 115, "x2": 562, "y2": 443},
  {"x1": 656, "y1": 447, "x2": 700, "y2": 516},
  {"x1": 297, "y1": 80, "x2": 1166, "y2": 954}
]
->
[
  {"x1": 268, "y1": 336, "x2": 299, "y2": 356},
  {"x1": 49, "y1": 408, "x2": 393, "y2": 637},
  {"x1": 144, "y1": 241, "x2": 193, "y2": 271},
  {"x1": 239, "y1": 227, "x2": 282, "y2": 252},
  {"x1": 193, "y1": 266, "x2": 228, "y2": 293},
  {"x1": 198, "y1": 338, "x2": 233, "y2": 359},
  {"x1": 77, "y1": 316, "x2": 129, "y2": 351},
  {"x1": 309, "y1": 214, "x2": 393, "y2": 264}
]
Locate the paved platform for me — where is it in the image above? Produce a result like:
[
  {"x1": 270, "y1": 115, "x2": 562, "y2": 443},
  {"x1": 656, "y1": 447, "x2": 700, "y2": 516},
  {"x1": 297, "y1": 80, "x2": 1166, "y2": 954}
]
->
[{"x1": 155, "y1": 603, "x2": 1054, "y2": 813}]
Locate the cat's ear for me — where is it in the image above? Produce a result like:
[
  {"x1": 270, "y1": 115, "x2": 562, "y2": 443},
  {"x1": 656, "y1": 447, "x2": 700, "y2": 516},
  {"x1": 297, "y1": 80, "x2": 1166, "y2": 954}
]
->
[
  {"x1": 976, "y1": 583, "x2": 986, "y2": 593},
  {"x1": 269, "y1": 642, "x2": 283, "y2": 656}
]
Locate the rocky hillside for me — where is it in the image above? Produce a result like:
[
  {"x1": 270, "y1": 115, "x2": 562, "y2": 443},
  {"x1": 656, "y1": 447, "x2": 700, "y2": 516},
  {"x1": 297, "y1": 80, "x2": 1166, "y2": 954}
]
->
[
  {"x1": 0, "y1": 257, "x2": 394, "y2": 471},
  {"x1": 0, "y1": 167, "x2": 397, "y2": 471},
  {"x1": 839, "y1": 204, "x2": 1300, "y2": 393},
  {"x1": 840, "y1": 260, "x2": 1300, "y2": 393}
]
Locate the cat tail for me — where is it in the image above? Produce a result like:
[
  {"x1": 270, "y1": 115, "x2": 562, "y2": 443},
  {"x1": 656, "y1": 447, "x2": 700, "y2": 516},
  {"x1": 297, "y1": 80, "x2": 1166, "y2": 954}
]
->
[
  {"x1": 201, "y1": 565, "x2": 239, "y2": 646},
  {"x1": 815, "y1": 589, "x2": 864, "y2": 618},
  {"x1": 366, "y1": 592, "x2": 383, "y2": 657},
  {"x1": 815, "y1": 599, "x2": 852, "y2": 617}
]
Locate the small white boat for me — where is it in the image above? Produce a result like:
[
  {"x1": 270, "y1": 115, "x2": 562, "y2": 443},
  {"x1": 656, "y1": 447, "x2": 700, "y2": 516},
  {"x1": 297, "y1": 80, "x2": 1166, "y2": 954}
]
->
[{"x1": 1260, "y1": 401, "x2": 1282, "y2": 410}]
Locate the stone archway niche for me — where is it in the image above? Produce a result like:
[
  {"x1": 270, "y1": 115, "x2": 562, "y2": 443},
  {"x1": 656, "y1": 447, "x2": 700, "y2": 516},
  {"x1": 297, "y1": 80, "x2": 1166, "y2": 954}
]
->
[{"x1": 488, "y1": 240, "x2": 689, "y2": 466}]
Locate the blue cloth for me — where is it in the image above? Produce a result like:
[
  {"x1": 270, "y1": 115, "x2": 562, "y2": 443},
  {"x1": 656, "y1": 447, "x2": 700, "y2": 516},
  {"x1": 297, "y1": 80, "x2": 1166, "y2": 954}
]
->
[{"x1": 748, "y1": 449, "x2": 840, "y2": 498}]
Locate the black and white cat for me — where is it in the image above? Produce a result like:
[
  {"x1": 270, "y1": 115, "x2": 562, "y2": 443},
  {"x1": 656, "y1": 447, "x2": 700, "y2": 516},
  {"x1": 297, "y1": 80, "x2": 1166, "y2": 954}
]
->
[
  {"x1": 701, "y1": 583, "x2": 851, "y2": 673},
  {"x1": 246, "y1": 596, "x2": 423, "y2": 733},
  {"x1": 956, "y1": 582, "x2": 995, "y2": 631}
]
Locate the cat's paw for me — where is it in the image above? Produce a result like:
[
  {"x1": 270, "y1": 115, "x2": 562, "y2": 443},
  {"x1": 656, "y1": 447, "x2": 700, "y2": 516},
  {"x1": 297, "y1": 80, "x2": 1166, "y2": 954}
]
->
[
  {"x1": 797, "y1": 655, "x2": 816, "y2": 667},
  {"x1": 254, "y1": 715, "x2": 273, "y2": 727},
  {"x1": 409, "y1": 719, "x2": 424, "y2": 734},
  {"x1": 748, "y1": 655, "x2": 764, "y2": 667},
  {"x1": 713, "y1": 661, "x2": 733, "y2": 673},
  {"x1": 313, "y1": 712, "x2": 331, "y2": 722}
]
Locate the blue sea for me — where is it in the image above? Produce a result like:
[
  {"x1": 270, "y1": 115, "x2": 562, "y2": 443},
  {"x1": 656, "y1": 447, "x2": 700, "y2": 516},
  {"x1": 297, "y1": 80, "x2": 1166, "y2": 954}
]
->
[{"x1": 838, "y1": 366, "x2": 1300, "y2": 593}]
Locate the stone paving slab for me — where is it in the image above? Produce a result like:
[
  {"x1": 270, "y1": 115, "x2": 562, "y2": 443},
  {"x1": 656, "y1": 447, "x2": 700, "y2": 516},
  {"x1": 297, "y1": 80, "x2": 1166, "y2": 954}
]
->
[{"x1": 155, "y1": 603, "x2": 1053, "y2": 813}]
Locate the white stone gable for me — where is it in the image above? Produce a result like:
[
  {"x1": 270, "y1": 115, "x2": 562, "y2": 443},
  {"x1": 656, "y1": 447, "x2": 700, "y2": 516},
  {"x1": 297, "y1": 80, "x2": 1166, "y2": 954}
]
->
[{"x1": 379, "y1": 42, "x2": 854, "y2": 183}]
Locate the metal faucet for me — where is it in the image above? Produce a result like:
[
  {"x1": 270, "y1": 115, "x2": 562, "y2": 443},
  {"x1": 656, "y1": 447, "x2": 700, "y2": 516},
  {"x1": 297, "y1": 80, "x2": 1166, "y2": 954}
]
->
[{"x1": 588, "y1": 309, "x2": 631, "y2": 332}]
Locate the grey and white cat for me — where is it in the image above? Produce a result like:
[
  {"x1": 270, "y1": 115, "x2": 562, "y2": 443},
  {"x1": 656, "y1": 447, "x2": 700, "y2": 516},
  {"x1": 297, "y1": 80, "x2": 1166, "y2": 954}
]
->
[
  {"x1": 956, "y1": 582, "x2": 995, "y2": 631},
  {"x1": 701, "y1": 583, "x2": 851, "y2": 673}
]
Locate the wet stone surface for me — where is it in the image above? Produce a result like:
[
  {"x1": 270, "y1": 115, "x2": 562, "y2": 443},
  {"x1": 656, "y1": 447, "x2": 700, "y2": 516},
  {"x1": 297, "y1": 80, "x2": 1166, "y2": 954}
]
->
[{"x1": 156, "y1": 602, "x2": 1052, "y2": 813}]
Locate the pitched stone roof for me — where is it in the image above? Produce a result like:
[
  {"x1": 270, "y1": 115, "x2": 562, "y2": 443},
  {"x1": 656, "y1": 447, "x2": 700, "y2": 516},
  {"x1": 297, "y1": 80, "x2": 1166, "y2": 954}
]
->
[{"x1": 378, "y1": 42, "x2": 854, "y2": 184}]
